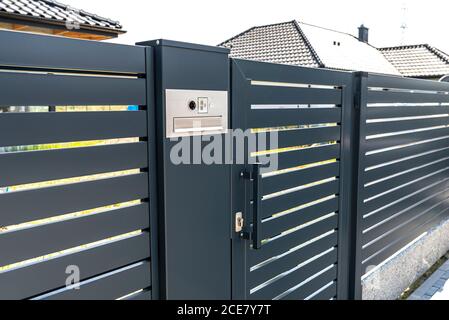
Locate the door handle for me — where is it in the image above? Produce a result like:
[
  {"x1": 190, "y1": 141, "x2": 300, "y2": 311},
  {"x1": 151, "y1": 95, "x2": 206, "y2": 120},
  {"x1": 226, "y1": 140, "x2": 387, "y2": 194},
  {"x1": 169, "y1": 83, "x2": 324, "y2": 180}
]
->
[{"x1": 240, "y1": 163, "x2": 262, "y2": 250}]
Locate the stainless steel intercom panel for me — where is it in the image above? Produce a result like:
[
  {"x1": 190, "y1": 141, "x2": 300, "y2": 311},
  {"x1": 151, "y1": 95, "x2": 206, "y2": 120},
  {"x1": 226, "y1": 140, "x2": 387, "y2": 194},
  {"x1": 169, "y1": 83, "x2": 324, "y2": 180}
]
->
[{"x1": 165, "y1": 89, "x2": 228, "y2": 138}]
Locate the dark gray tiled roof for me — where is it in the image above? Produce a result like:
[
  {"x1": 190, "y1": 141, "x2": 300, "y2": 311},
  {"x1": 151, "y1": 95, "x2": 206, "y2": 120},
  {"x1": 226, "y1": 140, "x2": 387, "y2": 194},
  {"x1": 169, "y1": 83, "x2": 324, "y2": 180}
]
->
[
  {"x1": 380, "y1": 44, "x2": 449, "y2": 78},
  {"x1": 220, "y1": 21, "x2": 321, "y2": 68},
  {"x1": 0, "y1": 0, "x2": 123, "y2": 31},
  {"x1": 220, "y1": 20, "x2": 400, "y2": 75}
]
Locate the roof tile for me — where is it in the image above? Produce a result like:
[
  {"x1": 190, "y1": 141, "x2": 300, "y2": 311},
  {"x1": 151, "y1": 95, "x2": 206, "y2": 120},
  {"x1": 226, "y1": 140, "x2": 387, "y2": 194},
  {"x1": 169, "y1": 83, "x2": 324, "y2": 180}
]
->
[
  {"x1": 221, "y1": 21, "x2": 321, "y2": 68},
  {"x1": 0, "y1": 0, "x2": 122, "y2": 31},
  {"x1": 380, "y1": 44, "x2": 449, "y2": 78},
  {"x1": 220, "y1": 20, "x2": 400, "y2": 75}
]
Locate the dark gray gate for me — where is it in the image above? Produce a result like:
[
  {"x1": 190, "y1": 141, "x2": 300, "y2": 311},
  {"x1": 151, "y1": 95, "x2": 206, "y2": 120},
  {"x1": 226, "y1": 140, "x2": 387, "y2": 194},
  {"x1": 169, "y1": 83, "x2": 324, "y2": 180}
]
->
[
  {"x1": 0, "y1": 31, "x2": 157, "y2": 300},
  {"x1": 231, "y1": 59, "x2": 354, "y2": 300}
]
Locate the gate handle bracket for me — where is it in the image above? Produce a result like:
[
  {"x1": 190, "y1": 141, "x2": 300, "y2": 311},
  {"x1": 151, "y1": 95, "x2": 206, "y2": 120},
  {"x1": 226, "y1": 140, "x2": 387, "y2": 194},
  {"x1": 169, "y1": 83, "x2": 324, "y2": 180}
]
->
[{"x1": 240, "y1": 164, "x2": 262, "y2": 250}]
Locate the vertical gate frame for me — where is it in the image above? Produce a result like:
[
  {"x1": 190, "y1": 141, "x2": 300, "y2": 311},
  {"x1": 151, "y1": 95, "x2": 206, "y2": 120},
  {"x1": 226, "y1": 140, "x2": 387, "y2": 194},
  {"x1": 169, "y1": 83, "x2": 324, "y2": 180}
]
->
[
  {"x1": 144, "y1": 46, "x2": 160, "y2": 300},
  {"x1": 230, "y1": 59, "x2": 251, "y2": 300},
  {"x1": 348, "y1": 71, "x2": 368, "y2": 300},
  {"x1": 336, "y1": 83, "x2": 352, "y2": 300}
]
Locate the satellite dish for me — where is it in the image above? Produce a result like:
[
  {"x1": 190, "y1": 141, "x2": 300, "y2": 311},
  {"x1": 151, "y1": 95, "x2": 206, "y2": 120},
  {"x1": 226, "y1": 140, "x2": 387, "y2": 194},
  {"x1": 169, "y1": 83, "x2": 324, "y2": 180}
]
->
[{"x1": 439, "y1": 75, "x2": 449, "y2": 82}]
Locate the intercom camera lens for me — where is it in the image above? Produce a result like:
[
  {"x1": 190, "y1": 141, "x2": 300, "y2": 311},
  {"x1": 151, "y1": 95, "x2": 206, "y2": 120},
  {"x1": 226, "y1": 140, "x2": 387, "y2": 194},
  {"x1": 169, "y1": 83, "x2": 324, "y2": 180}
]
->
[{"x1": 189, "y1": 101, "x2": 197, "y2": 110}]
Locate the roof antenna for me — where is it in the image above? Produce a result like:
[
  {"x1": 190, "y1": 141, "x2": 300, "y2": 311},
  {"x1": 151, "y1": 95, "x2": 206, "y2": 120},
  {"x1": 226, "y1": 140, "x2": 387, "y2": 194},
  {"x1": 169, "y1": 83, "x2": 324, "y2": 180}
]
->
[{"x1": 400, "y1": 3, "x2": 408, "y2": 44}]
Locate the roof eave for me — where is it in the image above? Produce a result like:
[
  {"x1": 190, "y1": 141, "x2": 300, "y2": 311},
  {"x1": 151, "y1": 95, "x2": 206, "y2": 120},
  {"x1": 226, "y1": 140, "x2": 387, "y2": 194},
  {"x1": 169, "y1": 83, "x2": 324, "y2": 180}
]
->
[
  {"x1": 0, "y1": 12, "x2": 125, "y2": 38},
  {"x1": 404, "y1": 74, "x2": 447, "y2": 79},
  {"x1": 379, "y1": 44, "x2": 429, "y2": 51}
]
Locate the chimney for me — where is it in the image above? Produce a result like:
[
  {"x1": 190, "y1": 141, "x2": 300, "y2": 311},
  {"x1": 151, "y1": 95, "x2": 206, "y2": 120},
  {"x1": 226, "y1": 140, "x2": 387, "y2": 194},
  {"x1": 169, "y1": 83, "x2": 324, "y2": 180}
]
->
[{"x1": 358, "y1": 24, "x2": 369, "y2": 43}]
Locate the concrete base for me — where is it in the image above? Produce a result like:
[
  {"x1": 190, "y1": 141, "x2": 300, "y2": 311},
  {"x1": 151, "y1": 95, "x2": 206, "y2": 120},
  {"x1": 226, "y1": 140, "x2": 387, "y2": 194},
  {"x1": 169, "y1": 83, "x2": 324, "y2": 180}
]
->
[{"x1": 362, "y1": 217, "x2": 449, "y2": 300}]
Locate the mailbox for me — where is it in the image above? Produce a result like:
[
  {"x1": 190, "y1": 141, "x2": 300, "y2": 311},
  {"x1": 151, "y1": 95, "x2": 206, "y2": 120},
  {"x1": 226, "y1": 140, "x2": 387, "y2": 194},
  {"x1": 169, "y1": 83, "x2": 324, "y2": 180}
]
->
[
  {"x1": 138, "y1": 39, "x2": 231, "y2": 300},
  {"x1": 165, "y1": 89, "x2": 228, "y2": 138}
]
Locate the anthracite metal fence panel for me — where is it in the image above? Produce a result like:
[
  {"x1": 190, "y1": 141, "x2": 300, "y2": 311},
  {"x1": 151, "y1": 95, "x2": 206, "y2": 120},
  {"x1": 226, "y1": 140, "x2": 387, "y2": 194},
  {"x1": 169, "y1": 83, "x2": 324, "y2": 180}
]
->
[
  {"x1": 0, "y1": 30, "x2": 145, "y2": 74},
  {"x1": 0, "y1": 31, "x2": 154, "y2": 300},
  {"x1": 354, "y1": 73, "x2": 449, "y2": 290},
  {"x1": 0, "y1": 112, "x2": 147, "y2": 147},
  {"x1": 0, "y1": 72, "x2": 146, "y2": 106},
  {"x1": 0, "y1": 143, "x2": 148, "y2": 187},
  {"x1": 231, "y1": 59, "x2": 354, "y2": 300},
  {"x1": 34, "y1": 261, "x2": 152, "y2": 300}
]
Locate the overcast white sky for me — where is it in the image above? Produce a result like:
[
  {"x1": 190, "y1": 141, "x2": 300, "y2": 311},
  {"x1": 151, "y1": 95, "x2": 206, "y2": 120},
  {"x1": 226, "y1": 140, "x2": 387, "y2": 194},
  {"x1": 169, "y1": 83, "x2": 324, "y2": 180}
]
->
[{"x1": 68, "y1": 0, "x2": 449, "y2": 53}]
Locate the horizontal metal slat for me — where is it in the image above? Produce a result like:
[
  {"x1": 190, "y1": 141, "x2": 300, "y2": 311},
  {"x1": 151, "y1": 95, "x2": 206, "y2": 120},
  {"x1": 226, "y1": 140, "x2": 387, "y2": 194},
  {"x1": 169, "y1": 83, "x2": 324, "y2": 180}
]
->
[
  {"x1": 364, "y1": 137, "x2": 449, "y2": 168},
  {"x1": 362, "y1": 209, "x2": 449, "y2": 271},
  {"x1": 368, "y1": 90, "x2": 449, "y2": 104},
  {"x1": 249, "y1": 231, "x2": 338, "y2": 288},
  {"x1": 366, "y1": 106, "x2": 449, "y2": 119},
  {"x1": 261, "y1": 162, "x2": 340, "y2": 196},
  {"x1": 266, "y1": 126, "x2": 341, "y2": 151},
  {"x1": 0, "y1": 142, "x2": 148, "y2": 187},
  {"x1": 363, "y1": 175, "x2": 449, "y2": 230},
  {"x1": 0, "y1": 233, "x2": 150, "y2": 300},
  {"x1": 248, "y1": 108, "x2": 342, "y2": 129},
  {"x1": 364, "y1": 147, "x2": 449, "y2": 184},
  {"x1": 362, "y1": 199, "x2": 449, "y2": 263},
  {"x1": 250, "y1": 248, "x2": 337, "y2": 300},
  {"x1": 365, "y1": 126, "x2": 449, "y2": 153},
  {"x1": 281, "y1": 265, "x2": 337, "y2": 300},
  {"x1": 362, "y1": 166, "x2": 449, "y2": 216},
  {"x1": 262, "y1": 197, "x2": 339, "y2": 239},
  {"x1": 366, "y1": 117, "x2": 449, "y2": 137},
  {"x1": 234, "y1": 59, "x2": 352, "y2": 87},
  {"x1": 0, "y1": 111, "x2": 147, "y2": 147},
  {"x1": 0, "y1": 30, "x2": 145, "y2": 74},
  {"x1": 124, "y1": 290, "x2": 152, "y2": 300},
  {"x1": 0, "y1": 203, "x2": 149, "y2": 267},
  {"x1": 308, "y1": 282, "x2": 337, "y2": 300},
  {"x1": 363, "y1": 188, "x2": 449, "y2": 245},
  {"x1": 0, "y1": 72, "x2": 146, "y2": 106},
  {"x1": 368, "y1": 74, "x2": 449, "y2": 92},
  {"x1": 250, "y1": 85, "x2": 342, "y2": 105},
  {"x1": 364, "y1": 156, "x2": 449, "y2": 200},
  {"x1": 36, "y1": 261, "x2": 151, "y2": 300},
  {"x1": 249, "y1": 215, "x2": 338, "y2": 266},
  {"x1": 261, "y1": 180, "x2": 339, "y2": 219},
  {"x1": 0, "y1": 173, "x2": 148, "y2": 227},
  {"x1": 274, "y1": 144, "x2": 340, "y2": 172}
]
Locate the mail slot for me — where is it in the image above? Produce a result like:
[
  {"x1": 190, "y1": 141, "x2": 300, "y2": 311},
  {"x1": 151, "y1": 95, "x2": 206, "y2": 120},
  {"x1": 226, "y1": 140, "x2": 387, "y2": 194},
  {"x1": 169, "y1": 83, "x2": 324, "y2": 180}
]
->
[
  {"x1": 173, "y1": 116, "x2": 223, "y2": 134},
  {"x1": 166, "y1": 89, "x2": 228, "y2": 138}
]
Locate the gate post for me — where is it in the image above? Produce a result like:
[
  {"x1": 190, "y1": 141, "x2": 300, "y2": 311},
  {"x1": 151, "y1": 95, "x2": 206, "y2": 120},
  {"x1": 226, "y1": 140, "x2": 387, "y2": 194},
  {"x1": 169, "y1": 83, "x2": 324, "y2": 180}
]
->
[
  {"x1": 137, "y1": 40, "x2": 231, "y2": 300},
  {"x1": 347, "y1": 71, "x2": 368, "y2": 300}
]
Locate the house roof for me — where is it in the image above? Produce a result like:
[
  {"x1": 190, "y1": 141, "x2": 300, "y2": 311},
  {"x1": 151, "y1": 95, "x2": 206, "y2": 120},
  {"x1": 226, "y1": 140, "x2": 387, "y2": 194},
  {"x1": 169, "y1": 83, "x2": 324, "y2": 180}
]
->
[
  {"x1": 380, "y1": 44, "x2": 449, "y2": 78},
  {"x1": 0, "y1": 0, "x2": 124, "y2": 36},
  {"x1": 220, "y1": 20, "x2": 400, "y2": 75},
  {"x1": 220, "y1": 21, "x2": 322, "y2": 68}
]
